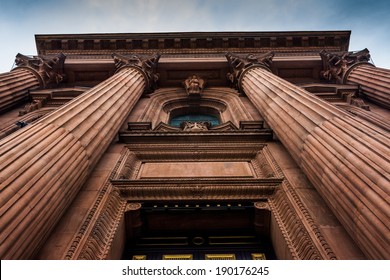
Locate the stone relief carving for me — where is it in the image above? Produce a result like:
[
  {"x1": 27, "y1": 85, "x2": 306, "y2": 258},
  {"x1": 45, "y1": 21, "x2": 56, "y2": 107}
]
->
[
  {"x1": 15, "y1": 53, "x2": 66, "y2": 86},
  {"x1": 225, "y1": 52, "x2": 274, "y2": 89},
  {"x1": 112, "y1": 53, "x2": 161, "y2": 92},
  {"x1": 180, "y1": 121, "x2": 211, "y2": 131},
  {"x1": 183, "y1": 75, "x2": 206, "y2": 96},
  {"x1": 320, "y1": 48, "x2": 371, "y2": 83}
]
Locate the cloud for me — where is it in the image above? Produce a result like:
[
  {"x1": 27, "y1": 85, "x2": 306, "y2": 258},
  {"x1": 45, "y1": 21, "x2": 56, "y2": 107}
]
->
[{"x1": 1, "y1": 0, "x2": 389, "y2": 72}]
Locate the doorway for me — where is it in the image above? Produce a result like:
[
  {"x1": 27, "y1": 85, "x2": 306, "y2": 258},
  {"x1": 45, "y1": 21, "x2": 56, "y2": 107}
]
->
[{"x1": 122, "y1": 202, "x2": 276, "y2": 260}]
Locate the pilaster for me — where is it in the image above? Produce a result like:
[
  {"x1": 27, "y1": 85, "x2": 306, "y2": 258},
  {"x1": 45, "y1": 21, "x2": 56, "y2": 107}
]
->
[
  {"x1": 0, "y1": 53, "x2": 160, "y2": 259},
  {"x1": 227, "y1": 53, "x2": 390, "y2": 259}
]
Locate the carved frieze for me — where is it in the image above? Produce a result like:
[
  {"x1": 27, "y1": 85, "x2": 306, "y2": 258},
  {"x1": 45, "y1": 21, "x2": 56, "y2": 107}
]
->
[
  {"x1": 320, "y1": 48, "x2": 371, "y2": 83},
  {"x1": 112, "y1": 178, "x2": 282, "y2": 201},
  {"x1": 14, "y1": 53, "x2": 66, "y2": 87},
  {"x1": 112, "y1": 52, "x2": 160, "y2": 92}
]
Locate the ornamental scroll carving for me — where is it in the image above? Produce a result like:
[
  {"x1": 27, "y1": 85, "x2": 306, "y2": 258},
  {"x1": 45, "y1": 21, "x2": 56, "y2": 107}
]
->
[
  {"x1": 112, "y1": 53, "x2": 160, "y2": 92},
  {"x1": 320, "y1": 48, "x2": 371, "y2": 83},
  {"x1": 225, "y1": 52, "x2": 274, "y2": 89},
  {"x1": 14, "y1": 53, "x2": 66, "y2": 87},
  {"x1": 180, "y1": 121, "x2": 211, "y2": 131}
]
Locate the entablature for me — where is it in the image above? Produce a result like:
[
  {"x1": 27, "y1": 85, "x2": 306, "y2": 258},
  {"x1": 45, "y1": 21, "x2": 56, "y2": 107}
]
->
[
  {"x1": 35, "y1": 31, "x2": 350, "y2": 55},
  {"x1": 31, "y1": 31, "x2": 350, "y2": 86}
]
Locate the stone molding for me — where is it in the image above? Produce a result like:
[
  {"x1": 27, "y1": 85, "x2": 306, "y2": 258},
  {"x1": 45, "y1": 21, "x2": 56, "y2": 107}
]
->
[
  {"x1": 76, "y1": 189, "x2": 126, "y2": 260},
  {"x1": 64, "y1": 148, "x2": 130, "y2": 260},
  {"x1": 36, "y1": 31, "x2": 351, "y2": 55},
  {"x1": 135, "y1": 87, "x2": 255, "y2": 130}
]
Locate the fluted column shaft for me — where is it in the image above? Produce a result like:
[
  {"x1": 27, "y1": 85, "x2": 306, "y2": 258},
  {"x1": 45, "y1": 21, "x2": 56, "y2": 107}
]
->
[
  {"x1": 0, "y1": 66, "x2": 146, "y2": 259},
  {"x1": 0, "y1": 68, "x2": 41, "y2": 112},
  {"x1": 345, "y1": 63, "x2": 390, "y2": 109},
  {"x1": 241, "y1": 66, "x2": 390, "y2": 259}
]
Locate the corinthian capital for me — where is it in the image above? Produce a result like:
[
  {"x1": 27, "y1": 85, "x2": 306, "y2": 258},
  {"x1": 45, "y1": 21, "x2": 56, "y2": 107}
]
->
[
  {"x1": 112, "y1": 53, "x2": 161, "y2": 92},
  {"x1": 320, "y1": 48, "x2": 371, "y2": 83},
  {"x1": 14, "y1": 53, "x2": 66, "y2": 87},
  {"x1": 225, "y1": 52, "x2": 274, "y2": 89}
]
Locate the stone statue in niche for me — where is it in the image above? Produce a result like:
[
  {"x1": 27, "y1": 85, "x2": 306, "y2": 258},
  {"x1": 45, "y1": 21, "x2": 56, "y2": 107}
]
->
[{"x1": 183, "y1": 75, "x2": 206, "y2": 96}]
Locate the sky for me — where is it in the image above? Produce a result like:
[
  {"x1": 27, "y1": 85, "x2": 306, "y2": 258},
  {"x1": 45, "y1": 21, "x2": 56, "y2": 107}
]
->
[{"x1": 0, "y1": 0, "x2": 389, "y2": 73}]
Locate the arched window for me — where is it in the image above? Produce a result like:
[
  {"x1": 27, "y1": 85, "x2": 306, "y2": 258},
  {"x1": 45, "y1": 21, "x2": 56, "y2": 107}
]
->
[{"x1": 170, "y1": 114, "x2": 220, "y2": 127}]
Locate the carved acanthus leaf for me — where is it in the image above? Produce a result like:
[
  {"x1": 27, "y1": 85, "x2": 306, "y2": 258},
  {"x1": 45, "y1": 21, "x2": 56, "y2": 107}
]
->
[
  {"x1": 15, "y1": 53, "x2": 66, "y2": 86},
  {"x1": 225, "y1": 52, "x2": 274, "y2": 89},
  {"x1": 320, "y1": 48, "x2": 371, "y2": 83},
  {"x1": 112, "y1": 53, "x2": 161, "y2": 92}
]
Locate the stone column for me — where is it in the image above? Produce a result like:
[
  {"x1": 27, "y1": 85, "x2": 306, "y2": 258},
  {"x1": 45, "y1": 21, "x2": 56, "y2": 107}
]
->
[
  {"x1": 125, "y1": 203, "x2": 143, "y2": 241},
  {"x1": 0, "y1": 53, "x2": 160, "y2": 259},
  {"x1": 226, "y1": 53, "x2": 390, "y2": 259},
  {"x1": 345, "y1": 64, "x2": 390, "y2": 108},
  {"x1": 0, "y1": 53, "x2": 66, "y2": 113},
  {"x1": 320, "y1": 49, "x2": 390, "y2": 109},
  {"x1": 253, "y1": 202, "x2": 270, "y2": 238}
]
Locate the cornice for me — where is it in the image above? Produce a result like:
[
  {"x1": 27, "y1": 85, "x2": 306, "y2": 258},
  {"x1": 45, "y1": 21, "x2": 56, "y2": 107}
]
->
[{"x1": 35, "y1": 31, "x2": 350, "y2": 56}]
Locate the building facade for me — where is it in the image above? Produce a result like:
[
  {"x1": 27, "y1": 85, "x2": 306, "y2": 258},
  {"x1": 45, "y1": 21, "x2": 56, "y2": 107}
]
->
[{"x1": 0, "y1": 31, "x2": 389, "y2": 260}]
